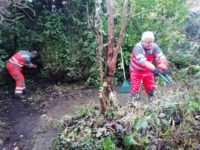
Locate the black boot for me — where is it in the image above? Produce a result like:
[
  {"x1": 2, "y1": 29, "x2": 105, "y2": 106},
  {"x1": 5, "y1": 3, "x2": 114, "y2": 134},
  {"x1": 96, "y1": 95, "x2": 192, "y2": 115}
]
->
[
  {"x1": 148, "y1": 90, "x2": 155, "y2": 102},
  {"x1": 23, "y1": 89, "x2": 30, "y2": 94},
  {"x1": 14, "y1": 93, "x2": 26, "y2": 99},
  {"x1": 129, "y1": 92, "x2": 140, "y2": 103}
]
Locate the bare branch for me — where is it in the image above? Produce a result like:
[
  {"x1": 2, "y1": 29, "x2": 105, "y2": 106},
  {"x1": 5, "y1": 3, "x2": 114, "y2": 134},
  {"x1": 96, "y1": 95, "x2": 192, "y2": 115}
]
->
[
  {"x1": 133, "y1": 7, "x2": 159, "y2": 18},
  {"x1": 13, "y1": 1, "x2": 35, "y2": 16},
  {"x1": 86, "y1": 4, "x2": 97, "y2": 38},
  {"x1": 114, "y1": 0, "x2": 129, "y2": 58},
  {"x1": 95, "y1": 0, "x2": 104, "y2": 83},
  {"x1": 0, "y1": 0, "x2": 11, "y2": 12},
  {"x1": 0, "y1": 0, "x2": 35, "y2": 25},
  {"x1": 127, "y1": 1, "x2": 134, "y2": 22},
  {"x1": 0, "y1": 14, "x2": 4, "y2": 24},
  {"x1": 106, "y1": 0, "x2": 114, "y2": 51}
]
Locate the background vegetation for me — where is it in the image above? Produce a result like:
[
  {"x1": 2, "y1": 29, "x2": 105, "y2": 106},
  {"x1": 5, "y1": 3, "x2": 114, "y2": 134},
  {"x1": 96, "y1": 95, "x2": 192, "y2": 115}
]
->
[
  {"x1": 1, "y1": 0, "x2": 199, "y2": 85},
  {"x1": 1, "y1": 0, "x2": 200, "y2": 149}
]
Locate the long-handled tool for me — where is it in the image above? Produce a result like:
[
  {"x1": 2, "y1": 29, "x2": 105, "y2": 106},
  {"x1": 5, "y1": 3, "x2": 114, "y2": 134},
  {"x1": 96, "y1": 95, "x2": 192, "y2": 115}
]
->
[
  {"x1": 157, "y1": 71, "x2": 174, "y2": 85},
  {"x1": 120, "y1": 48, "x2": 130, "y2": 93}
]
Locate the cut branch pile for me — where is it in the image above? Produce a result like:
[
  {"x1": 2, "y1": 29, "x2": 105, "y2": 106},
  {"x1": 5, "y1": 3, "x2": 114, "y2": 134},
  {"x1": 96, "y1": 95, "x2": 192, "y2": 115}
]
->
[{"x1": 55, "y1": 98, "x2": 200, "y2": 149}]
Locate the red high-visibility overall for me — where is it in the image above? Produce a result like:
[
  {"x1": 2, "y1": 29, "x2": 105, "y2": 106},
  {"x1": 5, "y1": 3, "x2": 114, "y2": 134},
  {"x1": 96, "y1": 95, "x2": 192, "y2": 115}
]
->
[
  {"x1": 6, "y1": 51, "x2": 35, "y2": 94},
  {"x1": 129, "y1": 43, "x2": 167, "y2": 96},
  {"x1": 130, "y1": 53, "x2": 156, "y2": 95}
]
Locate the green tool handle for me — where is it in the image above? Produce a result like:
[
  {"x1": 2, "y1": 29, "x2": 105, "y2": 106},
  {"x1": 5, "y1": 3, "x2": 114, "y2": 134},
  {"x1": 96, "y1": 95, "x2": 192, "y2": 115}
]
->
[
  {"x1": 120, "y1": 48, "x2": 126, "y2": 80},
  {"x1": 158, "y1": 72, "x2": 173, "y2": 84}
]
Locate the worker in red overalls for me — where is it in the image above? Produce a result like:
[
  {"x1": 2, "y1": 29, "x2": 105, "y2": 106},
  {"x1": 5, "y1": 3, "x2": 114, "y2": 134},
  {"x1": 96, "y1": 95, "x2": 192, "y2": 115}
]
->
[
  {"x1": 129, "y1": 31, "x2": 168, "y2": 102},
  {"x1": 6, "y1": 50, "x2": 37, "y2": 99}
]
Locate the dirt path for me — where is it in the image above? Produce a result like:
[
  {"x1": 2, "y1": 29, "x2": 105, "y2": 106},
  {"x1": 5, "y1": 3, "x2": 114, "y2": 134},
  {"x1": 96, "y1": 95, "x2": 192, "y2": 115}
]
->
[
  {"x1": 31, "y1": 88, "x2": 101, "y2": 150},
  {"x1": 0, "y1": 85, "x2": 131, "y2": 150},
  {"x1": 0, "y1": 83, "x2": 152, "y2": 150},
  {"x1": 0, "y1": 82, "x2": 178, "y2": 150},
  {"x1": 0, "y1": 97, "x2": 41, "y2": 150}
]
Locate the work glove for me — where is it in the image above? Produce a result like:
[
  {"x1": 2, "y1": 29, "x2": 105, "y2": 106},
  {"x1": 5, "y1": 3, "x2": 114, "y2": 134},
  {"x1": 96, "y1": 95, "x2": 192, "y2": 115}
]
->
[
  {"x1": 160, "y1": 69, "x2": 169, "y2": 75},
  {"x1": 29, "y1": 64, "x2": 37, "y2": 69},
  {"x1": 152, "y1": 69, "x2": 160, "y2": 76}
]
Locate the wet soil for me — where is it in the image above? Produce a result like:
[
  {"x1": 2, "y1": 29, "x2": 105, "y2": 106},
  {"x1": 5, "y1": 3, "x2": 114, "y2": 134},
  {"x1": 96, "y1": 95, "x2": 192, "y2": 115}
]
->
[
  {"x1": 0, "y1": 83, "x2": 131, "y2": 150},
  {"x1": 0, "y1": 99, "x2": 40, "y2": 150},
  {"x1": 0, "y1": 79, "x2": 181, "y2": 150}
]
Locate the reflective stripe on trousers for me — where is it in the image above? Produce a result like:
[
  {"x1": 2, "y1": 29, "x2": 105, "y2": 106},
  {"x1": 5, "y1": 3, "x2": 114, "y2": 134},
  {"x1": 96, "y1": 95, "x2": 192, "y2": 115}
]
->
[{"x1": 6, "y1": 62, "x2": 25, "y2": 94}]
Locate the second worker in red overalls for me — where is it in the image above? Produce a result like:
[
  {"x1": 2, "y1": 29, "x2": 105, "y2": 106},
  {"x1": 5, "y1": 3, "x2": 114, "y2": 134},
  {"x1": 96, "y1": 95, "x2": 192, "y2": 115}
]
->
[{"x1": 6, "y1": 50, "x2": 37, "y2": 99}]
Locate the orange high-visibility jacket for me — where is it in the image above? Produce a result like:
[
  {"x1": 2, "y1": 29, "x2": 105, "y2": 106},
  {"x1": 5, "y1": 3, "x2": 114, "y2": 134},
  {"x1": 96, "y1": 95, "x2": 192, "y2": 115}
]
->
[{"x1": 8, "y1": 50, "x2": 35, "y2": 68}]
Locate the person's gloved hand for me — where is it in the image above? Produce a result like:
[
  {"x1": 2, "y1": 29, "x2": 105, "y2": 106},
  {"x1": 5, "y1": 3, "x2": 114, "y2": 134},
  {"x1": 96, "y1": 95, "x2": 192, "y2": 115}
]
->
[
  {"x1": 160, "y1": 69, "x2": 169, "y2": 75},
  {"x1": 33, "y1": 64, "x2": 37, "y2": 69},
  {"x1": 152, "y1": 69, "x2": 160, "y2": 76},
  {"x1": 30, "y1": 64, "x2": 37, "y2": 69}
]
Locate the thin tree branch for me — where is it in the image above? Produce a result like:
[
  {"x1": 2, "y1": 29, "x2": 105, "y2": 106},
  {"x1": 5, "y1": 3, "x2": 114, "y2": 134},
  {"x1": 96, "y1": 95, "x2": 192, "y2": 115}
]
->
[
  {"x1": 114, "y1": 0, "x2": 128, "y2": 58},
  {"x1": 133, "y1": 7, "x2": 159, "y2": 18},
  {"x1": 0, "y1": 0, "x2": 35, "y2": 25},
  {"x1": 0, "y1": 14, "x2": 4, "y2": 24},
  {"x1": 86, "y1": 4, "x2": 97, "y2": 38}
]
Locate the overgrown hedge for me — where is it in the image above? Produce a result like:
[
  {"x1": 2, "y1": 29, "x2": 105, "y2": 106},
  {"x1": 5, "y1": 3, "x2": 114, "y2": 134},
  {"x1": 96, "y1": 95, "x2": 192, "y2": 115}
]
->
[{"x1": 1, "y1": 0, "x2": 200, "y2": 84}]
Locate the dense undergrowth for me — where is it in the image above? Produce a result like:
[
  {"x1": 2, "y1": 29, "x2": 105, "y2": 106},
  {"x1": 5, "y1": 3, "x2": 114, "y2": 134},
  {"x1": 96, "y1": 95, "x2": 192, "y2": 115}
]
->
[{"x1": 54, "y1": 69, "x2": 200, "y2": 150}]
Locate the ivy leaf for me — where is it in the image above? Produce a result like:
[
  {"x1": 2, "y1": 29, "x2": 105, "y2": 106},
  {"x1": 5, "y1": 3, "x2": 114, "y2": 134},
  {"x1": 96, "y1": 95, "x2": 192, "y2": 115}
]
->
[
  {"x1": 123, "y1": 133, "x2": 134, "y2": 147},
  {"x1": 160, "y1": 128, "x2": 173, "y2": 137},
  {"x1": 133, "y1": 116, "x2": 149, "y2": 131},
  {"x1": 102, "y1": 137, "x2": 116, "y2": 150},
  {"x1": 161, "y1": 119, "x2": 168, "y2": 126},
  {"x1": 185, "y1": 102, "x2": 199, "y2": 112}
]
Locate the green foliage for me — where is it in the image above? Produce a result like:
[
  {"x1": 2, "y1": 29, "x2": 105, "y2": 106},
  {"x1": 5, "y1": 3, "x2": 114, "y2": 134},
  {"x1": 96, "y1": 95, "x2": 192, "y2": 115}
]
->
[
  {"x1": 123, "y1": 133, "x2": 134, "y2": 148},
  {"x1": 33, "y1": 10, "x2": 93, "y2": 80},
  {"x1": 79, "y1": 105, "x2": 95, "y2": 116},
  {"x1": 167, "y1": 10, "x2": 200, "y2": 70},
  {"x1": 0, "y1": 49, "x2": 8, "y2": 72},
  {"x1": 187, "y1": 65, "x2": 200, "y2": 75},
  {"x1": 101, "y1": 137, "x2": 116, "y2": 150},
  {"x1": 184, "y1": 101, "x2": 200, "y2": 112},
  {"x1": 86, "y1": 75, "x2": 100, "y2": 87},
  {"x1": 0, "y1": 0, "x2": 190, "y2": 84},
  {"x1": 184, "y1": 11, "x2": 200, "y2": 39},
  {"x1": 168, "y1": 37, "x2": 200, "y2": 68},
  {"x1": 133, "y1": 116, "x2": 150, "y2": 131},
  {"x1": 117, "y1": 0, "x2": 189, "y2": 83},
  {"x1": 124, "y1": 0, "x2": 188, "y2": 49},
  {"x1": 0, "y1": 0, "x2": 97, "y2": 82},
  {"x1": 160, "y1": 128, "x2": 173, "y2": 137},
  {"x1": 123, "y1": 132, "x2": 149, "y2": 148}
]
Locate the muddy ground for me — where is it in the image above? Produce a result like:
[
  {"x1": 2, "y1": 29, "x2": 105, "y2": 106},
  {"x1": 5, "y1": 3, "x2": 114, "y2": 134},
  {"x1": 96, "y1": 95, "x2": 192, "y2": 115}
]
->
[{"x1": 0, "y1": 82, "x2": 131, "y2": 150}]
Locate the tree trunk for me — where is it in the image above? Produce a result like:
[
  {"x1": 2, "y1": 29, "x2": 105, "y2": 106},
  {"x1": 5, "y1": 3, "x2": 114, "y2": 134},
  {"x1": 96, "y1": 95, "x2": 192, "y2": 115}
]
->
[
  {"x1": 105, "y1": 0, "x2": 115, "y2": 94},
  {"x1": 93, "y1": 0, "x2": 129, "y2": 112},
  {"x1": 95, "y1": 0, "x2": 107, "y2": 112},
  {"x1": 105, "y1": 0, "x2": 128, "y2": 95}
]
